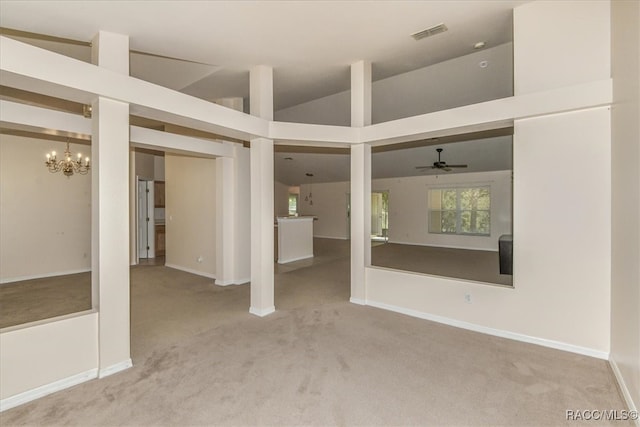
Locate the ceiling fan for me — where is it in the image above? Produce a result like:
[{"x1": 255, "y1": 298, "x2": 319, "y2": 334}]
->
[{"x1": 416, "y1": 148, "x2": 468, "y2": 172}]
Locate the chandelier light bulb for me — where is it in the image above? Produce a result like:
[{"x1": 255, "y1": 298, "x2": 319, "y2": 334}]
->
[{"x1": 44, "y1": 141, "x2": 90, "y2": 177}]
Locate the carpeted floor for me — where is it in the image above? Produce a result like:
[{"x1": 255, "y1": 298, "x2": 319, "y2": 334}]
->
[
  {"x1": 1, "y1": 239, "x2": 629, "y2": 426},
  {"x1": 0, "y1": 272, "x2": 91, "y2": 329},
  {"x1": 371, "y1": 243, "x2": 513, "y2": 286},
  {"x1": 0, "y1": 240, "x2": 509, "y2": 329}
]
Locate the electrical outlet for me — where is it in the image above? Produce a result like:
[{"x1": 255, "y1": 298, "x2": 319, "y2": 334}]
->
[
  {"x1": 197, "y1": 256, "x2": 203, "y2": 263},
  {"x1": 464, "y1": 293, "x2": 472, "y2": 304}
]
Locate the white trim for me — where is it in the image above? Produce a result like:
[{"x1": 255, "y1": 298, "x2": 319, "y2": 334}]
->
[
  {"x1": 0, "y1": 368, "x2": 98, "y2": 412},
  {"x1": 277, "y1": 254, "x2": 313, "y2": 264},
  {"x1": 1, "y1": 269, "x2": 91, "y2": 285},
  {"x1": 98, "y1": 358, "x2": 133, "y2": 379},
  {"x1": 349, "y1": 297, "x2": 366, "y2": 305},
  {"x1": 214, "y1": 279, "x2": 235, "y2": 286},
  {"x1": 249, "y1": 306, "x2": 275, "y2": 317},
  {"x1": 234, "y1": 277, "x2": 250, "y2": 285},
  {"x1": 313, "y1": 235, "x2": 349, "y2": 240},
  {"x1": 164, "y1": 264, "x2": 216, "y2": 279},
  {"x1": 365, "y1": 299, "x2": 609, "y2": 360},
  {"x1": 609, "y1": 359, "x2": 639, "y2": 423}
]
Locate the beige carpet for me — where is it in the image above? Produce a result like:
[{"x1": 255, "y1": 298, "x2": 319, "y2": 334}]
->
[
  {"x1": 372, "y1": 243, "x2": 513, "y2": 286},
  {"x1": 0, "y1": 272, "x2": 91, "y2": 329},
  {"x1": 1, "y1": 239, "x2": 629, "y2": 426}
]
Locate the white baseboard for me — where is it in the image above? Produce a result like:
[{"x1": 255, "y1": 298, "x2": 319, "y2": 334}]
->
[
  {"x1": 249, "y1": 306, "x2": 275, "y2": 317},
  {"x1": 164, "y1": 264, "x2": 216, "y2": 280},
  {"x1": 314, "y1": 235, "x2": 348, "y2": 240},
  {"x1": 349, "y1": 297, "x2": 366, "y2": 305},
  {"x1": 215, "y1": 278, "x2": 250, "y2": 286},
  {"x1": 1, "y1": 269, "x2": 91, "y2": 285},
  {"x1": 98, "y1": 358, "x2": 133, "y2": 379},
  {"x1": 0, "y1": 368, "x2": 98, "y2": 412},
  {"x1": 365, "y1": 299, "x2": 609, "y2": 360},
  {"x1": 609, "y1": 359, "x2": 639, "y2": 424},
  {"x1": 278, "y1": 254, "x2": 313, "y2": 264}
]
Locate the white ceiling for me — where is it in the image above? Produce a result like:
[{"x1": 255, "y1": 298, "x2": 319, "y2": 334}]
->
[
  {"x1": 1, "y1": 1, "x2": 522, "y2": 183},
  {"x1": 0, "y1": 0, "x2": 529, "y2": 110}
]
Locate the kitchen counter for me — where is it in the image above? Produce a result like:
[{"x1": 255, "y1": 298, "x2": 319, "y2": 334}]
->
[{"x1": 276, "y1": 216, "x2": 314, "y2": 264}]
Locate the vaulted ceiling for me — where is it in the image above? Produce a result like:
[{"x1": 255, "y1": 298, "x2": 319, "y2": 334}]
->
[
  {"x1": 0, "y1": 0, "x2": 528, "y2": 110},
  {"x1": 0, "y1": 1, "x2": 524, "y2": 184}
]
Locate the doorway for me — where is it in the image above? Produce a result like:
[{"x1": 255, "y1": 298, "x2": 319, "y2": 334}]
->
[{"x1": 137, "y1": 178, "x2": 155, "y2": 260}]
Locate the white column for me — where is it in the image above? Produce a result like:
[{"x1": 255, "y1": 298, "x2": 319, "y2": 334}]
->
[
  {"x1": 214, "y1": 99, "x2": 243, "y2": 285},
  {"x1": 351, "y1": 60, "x2": 372, "y2": 127},
  {"x1": 350, "y1": 61, "x2": 372, "y2": 304},
  {"x1": 234, "y1": 145, "x2": 251, "y2": 283},
  {"x1": 350, "y1": 144, "x2": 371, "y2": 304},
  {"x1": 250, "y1": 65, "x2": 274, "y2": 121},
  {"x1": 249, "y1": 65, "x2": 275, "y2": 316},
  {"x1": 215, "y1": 151, "x2": 235, "y2": 285},
  {"x1": 91, "y1": 31, "x2": 132, "y2": 377}
]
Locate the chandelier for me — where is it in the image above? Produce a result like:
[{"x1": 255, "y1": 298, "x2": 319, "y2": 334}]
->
[
  {"x1": 304, "y1": 173, "x2": 313, "y2": 206},
  {"x1": 45, "y1": 141, "x2": 90, "y2": 177}
]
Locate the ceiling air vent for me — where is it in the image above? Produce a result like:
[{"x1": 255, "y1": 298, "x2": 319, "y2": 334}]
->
[{"x1": 411, "y1": 23, "x2": 448, "y2": 41}]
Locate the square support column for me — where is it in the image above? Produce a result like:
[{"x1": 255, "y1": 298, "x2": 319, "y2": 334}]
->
[
  {"x1": 250, "y1": 137, "x2": 275, "y2": 316},
  {"x1": 249, "y1": 65, "x2": 275, "y2": 316},
  {"x1": 351, "y1": 60, "x2": 372, "y2": 127},
  {"x1": 350, "y1": 143, "x2": 371, "y2": 304},
  {"x1": 350, "y1": 60, "x2": 372, "y2": 304},
  {"x1": 91, "y1": 30, "x2": 132, "y2": 377},
  {"x1": 92, "y1": 96, "x2": 131, "y2": 377},
  {"x1": 215, "y1": 152, "x2": 235, "y2": 285}
]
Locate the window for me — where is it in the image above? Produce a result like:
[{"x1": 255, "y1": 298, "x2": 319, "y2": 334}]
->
[
  {"x1": 288, "y1": 193, "x2": 298, "y2": 216},
  {"x1": 429, "y1": 186, "x2": 490, "y2": 235}
]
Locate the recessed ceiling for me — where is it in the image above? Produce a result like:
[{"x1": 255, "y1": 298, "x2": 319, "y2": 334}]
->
[{"x1": 0, "y1": 0, "x2": 529, "y2": 110}]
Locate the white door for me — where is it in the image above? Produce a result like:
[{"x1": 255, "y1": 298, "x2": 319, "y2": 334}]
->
[
  {"x1": 137, "y1": 180, "x2": 156, "y2": 259},
  {"x1": 138, "y1": 180, "x2": 149, "y2": 259}
]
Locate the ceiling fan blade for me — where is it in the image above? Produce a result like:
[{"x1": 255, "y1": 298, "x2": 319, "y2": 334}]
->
[
  {"x1": 443, "y1": 167, "x2": 452, "y2": 172},
  {"x1": 447, "y1": 164, "x2": 468, "y2": 168},
  {"x1": 415, "y1": 166, "x2": 431, "y2": 169}
]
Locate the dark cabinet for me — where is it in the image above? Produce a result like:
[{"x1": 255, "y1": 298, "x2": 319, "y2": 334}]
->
[
  {"x1": 155, "y1": 225, "x2": 166, "y2": 256},
  {"x1": 154, "y1": 181, "x2": 165, "y2": 207}
]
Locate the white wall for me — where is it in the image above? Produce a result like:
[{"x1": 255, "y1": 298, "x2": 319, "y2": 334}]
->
[
  {"x1": 275, "y1": 43, "x2": 513, "y2": 126},
  {"x1": 367, "y1": 107, "x2": 612, "y2": 355},
  {"x1": 164, "y1": 154, "x2": 216, "y2": 278},
  {"x1": 0, "y1": 135, "x2": 91, "y2": 283},
  {"x1": 373, "y1": 43, "x2": 513, "y2": 123},
  {"x1": 274, "y1": 180, "x2": 290, "y2": 217},
  {"x1": 153, "y1": 155, "x2": 165, "y2": 180},
  {"x1": 298, "y1": 170, "x2": 511, "y2": 250},
  {"x1": 0, "y1": 312, "x2": 98, "y2": 405},
  {"x1": 514, "y1": 0, "x2": 610, "y2": 95},
  {"x1": 363, "y1": 1, "x2": 613, "y2": 356},
  {"x1": 134, "y1": 152, "x2": 154, "y2": 180},
  {"x1": 610, "y1": 0, "x2": 640, "y2": 412},
  {"x1": 375, "y1": 171, "x2": 512, "y2": 251},
  {"x1": 299, "y1": 181, "x2": 350, "y2": 239}
]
